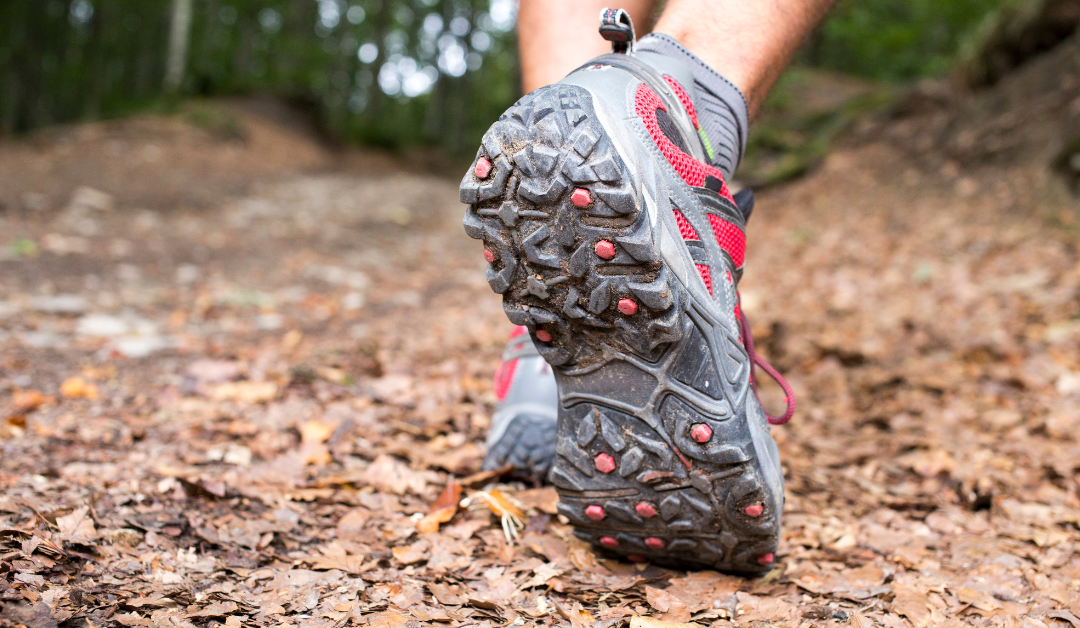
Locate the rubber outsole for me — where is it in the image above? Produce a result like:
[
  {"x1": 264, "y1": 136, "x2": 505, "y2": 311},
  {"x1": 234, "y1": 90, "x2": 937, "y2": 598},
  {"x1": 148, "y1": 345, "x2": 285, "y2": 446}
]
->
[
  {"x1": 461, "y1": 84, "x2": 779, "y2": 575},
  {"x1": 482, "y1": 413, "x2": 557, "y2": 480}
]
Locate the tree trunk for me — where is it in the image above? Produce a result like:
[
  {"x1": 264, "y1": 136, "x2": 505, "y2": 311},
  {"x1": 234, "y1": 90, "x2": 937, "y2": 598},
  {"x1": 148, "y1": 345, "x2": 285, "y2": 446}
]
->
[{"x1": 165, "y1": 0, "x2": 193, "y2": 92}]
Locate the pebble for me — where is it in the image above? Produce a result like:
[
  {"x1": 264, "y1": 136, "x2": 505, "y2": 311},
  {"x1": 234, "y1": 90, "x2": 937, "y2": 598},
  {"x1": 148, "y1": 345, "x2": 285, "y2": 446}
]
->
[{"x1": 31, "y1": 294, "x2": 86, "y2": 314}]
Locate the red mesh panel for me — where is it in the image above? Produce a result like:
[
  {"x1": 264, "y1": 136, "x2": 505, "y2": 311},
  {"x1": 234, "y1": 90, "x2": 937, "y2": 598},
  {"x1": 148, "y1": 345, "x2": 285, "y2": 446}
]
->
[
  {"x1": 671, "y1": 209, "x2": 699, "y2": 240},
  {"x1": 509, "y1": 325, "x2": 528, "y2": 339},
  {"x1": 634, "y1": 84, "x2": 733, "y2": 202},
  {"x1": 707, "y1": 214, "x2": 746, "y2": 269},
  {"x1": 662, "y1": 76, "x2": 699, "y2": 129},
  {"x1": 696, "y1": 264, "x2": 712, "y2": 296},
  {"x1": 493, "y1": 358, "x2": 518, "y2": 401}
]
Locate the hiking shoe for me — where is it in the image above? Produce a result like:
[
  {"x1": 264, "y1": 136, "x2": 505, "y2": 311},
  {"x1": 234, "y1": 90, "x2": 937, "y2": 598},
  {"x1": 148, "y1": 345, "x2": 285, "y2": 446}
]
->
[
  {"x1": 460, "y1": 11, "x2": 794, "y2": 574},
  {"x1": 483, "y1": 325, "x2": 558, "y2": 480}
]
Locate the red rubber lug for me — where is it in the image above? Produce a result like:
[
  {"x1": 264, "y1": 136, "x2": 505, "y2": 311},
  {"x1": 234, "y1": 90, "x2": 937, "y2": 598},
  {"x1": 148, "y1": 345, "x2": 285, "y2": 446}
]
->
[
  {"x1": 571, "y1": 188, "x2": 591, "y2": 208},
  {"x1": 635, "y1": 502, "x2": 656, "y2": 518},
  {"x1": 474, "y1": 157, "x2": 492, "y2": 179},
  {"x1": 617, "y1": 299, "x2": 638, "y2": 315}
]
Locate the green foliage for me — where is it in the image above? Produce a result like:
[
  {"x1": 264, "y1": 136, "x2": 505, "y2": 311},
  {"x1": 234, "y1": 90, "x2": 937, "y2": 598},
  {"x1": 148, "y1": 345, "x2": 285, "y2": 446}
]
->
[
  {"x1": 0, "y1": 0, "x2": 520, "y2": 155},
  {"x1": 0, "y1": 0, "x2": 1027, "y2": 157},
  {"x1": 807, "y1": 0, "x2": 1017, "y2": 80},
  {"x1": 737, "y1": 69, "x2": 895, "y2": 186}
]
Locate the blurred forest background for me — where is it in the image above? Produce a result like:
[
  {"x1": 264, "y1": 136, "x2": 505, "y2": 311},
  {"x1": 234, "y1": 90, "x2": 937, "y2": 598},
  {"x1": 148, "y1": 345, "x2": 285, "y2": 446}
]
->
[{"x1": 0, "y1": 0, "x2": 1077, "y2": 162}]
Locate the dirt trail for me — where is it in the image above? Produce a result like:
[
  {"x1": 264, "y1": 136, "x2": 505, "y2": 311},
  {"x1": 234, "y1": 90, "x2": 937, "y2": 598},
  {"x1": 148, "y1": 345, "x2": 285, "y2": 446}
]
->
[{"x1": 1, "y1": 85, "x2": 1079, "y2": 627}]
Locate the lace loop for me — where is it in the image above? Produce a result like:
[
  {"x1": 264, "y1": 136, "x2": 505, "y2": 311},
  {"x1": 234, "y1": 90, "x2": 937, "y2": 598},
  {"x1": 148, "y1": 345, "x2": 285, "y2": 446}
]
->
[{"x1": 737, "y1": 306, "x2": 796, "y2": 425}]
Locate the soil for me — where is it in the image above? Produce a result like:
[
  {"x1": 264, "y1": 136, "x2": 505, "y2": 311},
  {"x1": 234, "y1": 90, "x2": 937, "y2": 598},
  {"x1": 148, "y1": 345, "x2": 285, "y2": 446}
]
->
[{"x1": 2, "y1": 53, "x2": 1080, "y2": 627}]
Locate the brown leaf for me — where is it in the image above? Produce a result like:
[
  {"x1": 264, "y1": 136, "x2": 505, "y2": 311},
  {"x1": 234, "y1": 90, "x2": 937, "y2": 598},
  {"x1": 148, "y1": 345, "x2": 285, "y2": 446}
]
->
[
  {"x1": 186, "y1": 602, "x2": 239, "y2": 618},
  {"x1": 645, "y1": 586, "x2": 691, "y2": 623},
  {"x1": 553, "y1": 600, "x2": 594, "y2": 628},
  {"x1": 514, "y1": 487, "x2": 559, "y2": 515},
  {"x1": 336, "y1": 508, "x2": 369, "y2": 542},
  {"x1": 1048, "y1": 610, "x2": 1080, "y2": 628},
  {"x1": 364, "y1": 454, "x2": 428, "y2": 495},
  {"x1": 392, "y1": 540, "x2": 429, "y2": 565},
  {"x1": 629, "y1": 616, "x2": 700, "y2": 628},
  {"x1": 364, "y1": 611, "x2": 411, "y2": 628},
  {"x1": 417, "y1": 476, "x2": 461, "y2": 533},
  {"x1": 891, "y1": 581, "x2": 931, "y2": 627},
  {"x1": 301, "y1": 419, "x2": 335, "y2": 444},
  {"x1": 12, "y1": 390, "x2": 53, "y2": 412},
  {"x1": 427, "y1": 582, "x2": 465, "y2": 606},
  {"x1": 209, "y1": 381, "x2": 277, "y2": 403},
  {"x1": 59, "y1": 377, "x2": 98, "y2": 400},
  {"x1": 665, "y1": 571, "x2": 743, "y2": 613},
  {"x1": 56, "y1": 506, "x2": 97, "y2": 543},
  {"x1": 459, "y1": 463, "x2": 513, "y2": 488},
  {"x1": 309, "y1": 543, "x2": 367, "y2": 574}
]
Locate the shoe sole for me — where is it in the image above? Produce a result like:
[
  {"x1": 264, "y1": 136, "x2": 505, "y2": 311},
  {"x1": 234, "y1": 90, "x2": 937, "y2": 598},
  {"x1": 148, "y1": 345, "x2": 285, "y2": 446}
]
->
[{"x1": 461, "y1": 84, "x2": 779, "y2": 575}]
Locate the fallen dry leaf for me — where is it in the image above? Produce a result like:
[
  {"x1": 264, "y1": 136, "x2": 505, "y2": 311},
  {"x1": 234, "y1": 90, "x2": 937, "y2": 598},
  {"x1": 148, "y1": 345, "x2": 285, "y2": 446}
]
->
[
  {"x1": 364, "y1": 454, "x2": 428, "y2": 495},
  {"x1": 208, "y1": 380, "x2": 277, "y2": 403},
  {"x1": 629, "y1": 616, "x2": 700, "y2": 628},
  {"x1": 56, "y1": 506, "x2": 97, "y2": 543},
  {"x1": 392, "y1": 541, "x2": 428, "y2": 565},
  {"x1": 301, "y1": 419, "x2": 335, "y2": 444},
  {"x1": 186, "y1": 602, "x2": 239, "y2": 618},
  {"x1": 416, "y1": 476, "x2": 461, "y2": 533},
  {"x1": 11, "y1": 390, "x2": 53, "y2": 412},
  {"x1": 59, "y1": 377, "x2": 98, "y2": 400},
  {"x1": 299, "y1": 419, "x2": 336, "y2": 465},
  {"x1": 514, "y1": 487, "x2": 559, "y2": 515},
  {"x1": 645, "y1": 586, "x2": 691, "y2": 623}
]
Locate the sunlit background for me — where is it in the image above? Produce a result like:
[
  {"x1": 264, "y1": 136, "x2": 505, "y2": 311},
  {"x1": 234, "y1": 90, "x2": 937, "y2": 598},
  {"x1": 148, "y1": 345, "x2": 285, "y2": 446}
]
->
[{"x1": 0, "y1": 0, "x2": 1040, "y2": 159}]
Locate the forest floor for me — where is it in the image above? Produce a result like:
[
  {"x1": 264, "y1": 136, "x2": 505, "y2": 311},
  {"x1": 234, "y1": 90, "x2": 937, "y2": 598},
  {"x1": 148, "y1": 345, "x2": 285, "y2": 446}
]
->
[{"x1": 2, "y1": 55, "x2": 1080, "y2": 628}]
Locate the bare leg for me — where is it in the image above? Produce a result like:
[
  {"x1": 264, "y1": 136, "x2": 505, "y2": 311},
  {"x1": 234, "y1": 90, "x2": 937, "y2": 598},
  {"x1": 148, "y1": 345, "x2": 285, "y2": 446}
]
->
[
  {"x1": 518, "y1": 0, "x2": 657, "y2": 93},
  {"x1": 518, "y1": 0, "x2": 835, "y2": 115},
  {"x1": 654, "y1": 0, "x2": 835, "y2": 115}
]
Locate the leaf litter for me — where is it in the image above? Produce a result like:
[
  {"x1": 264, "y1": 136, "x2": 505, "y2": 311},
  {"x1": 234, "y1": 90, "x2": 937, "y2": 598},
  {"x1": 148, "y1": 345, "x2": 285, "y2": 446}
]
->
[{"x1": 1, "y1": 81, "x2": 1080, "y2": 627}]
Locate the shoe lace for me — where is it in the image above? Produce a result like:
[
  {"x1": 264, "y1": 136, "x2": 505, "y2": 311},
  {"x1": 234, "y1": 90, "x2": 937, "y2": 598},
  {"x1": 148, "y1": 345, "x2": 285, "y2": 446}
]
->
[{"x1": 736, "y1": 305, "x2": 796, "y2": 425}]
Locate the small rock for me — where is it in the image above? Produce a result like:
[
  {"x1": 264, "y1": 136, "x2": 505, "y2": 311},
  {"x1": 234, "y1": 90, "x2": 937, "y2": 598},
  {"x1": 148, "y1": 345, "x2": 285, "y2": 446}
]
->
[
  {"x1": 20, "y1": 192, "x2": 48, "y2": 211},
  {"x1": 67, "y1": 186, "x2": 114, "y2": 213},
  {"x1": 43, "y1": 233, "x2": 91, "y2": 256},
  {"x1": 114, "y1": 336, "x2": 168, "y2": 358},
  {"x1": 256, "y1": 313, "x2": 284, "y2": 330},
  {"x1": 223, "y1": 445, "x2": 253, "y2": 466},
  {"x1": 274, "y1": 506, "x2": 300, "y2": 526},
  {"x1": 342, "y1": 291, "x2": 365, "y2": 310},
  {"x1": 77, "y1": 314, "x2": 128, "y2": 337},
  {"x1": 186, "y1": 359, "x2": 243, "y2": 383},
  {"x1": 176, "y1": 264, "x2": 200, "y2": 284},
  {"x1": 31, "y1": 294, "x2": 86, "y2": 314}
]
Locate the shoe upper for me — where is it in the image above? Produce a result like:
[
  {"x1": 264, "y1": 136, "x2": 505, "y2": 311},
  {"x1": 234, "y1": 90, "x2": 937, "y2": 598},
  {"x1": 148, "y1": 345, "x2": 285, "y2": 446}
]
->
[
  {"x1": 482, "y1": 326, "x2": 559, "y2": 477},
  {"x1": 560, "y1": 49, "x2": 751, "y2": 356}
]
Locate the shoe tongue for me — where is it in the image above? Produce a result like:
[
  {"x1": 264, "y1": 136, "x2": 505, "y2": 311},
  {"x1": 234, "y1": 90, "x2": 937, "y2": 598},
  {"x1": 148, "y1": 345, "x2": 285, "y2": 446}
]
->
[{"x1": 732, "y1": 188, "x2": 755, "y2": 222}]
